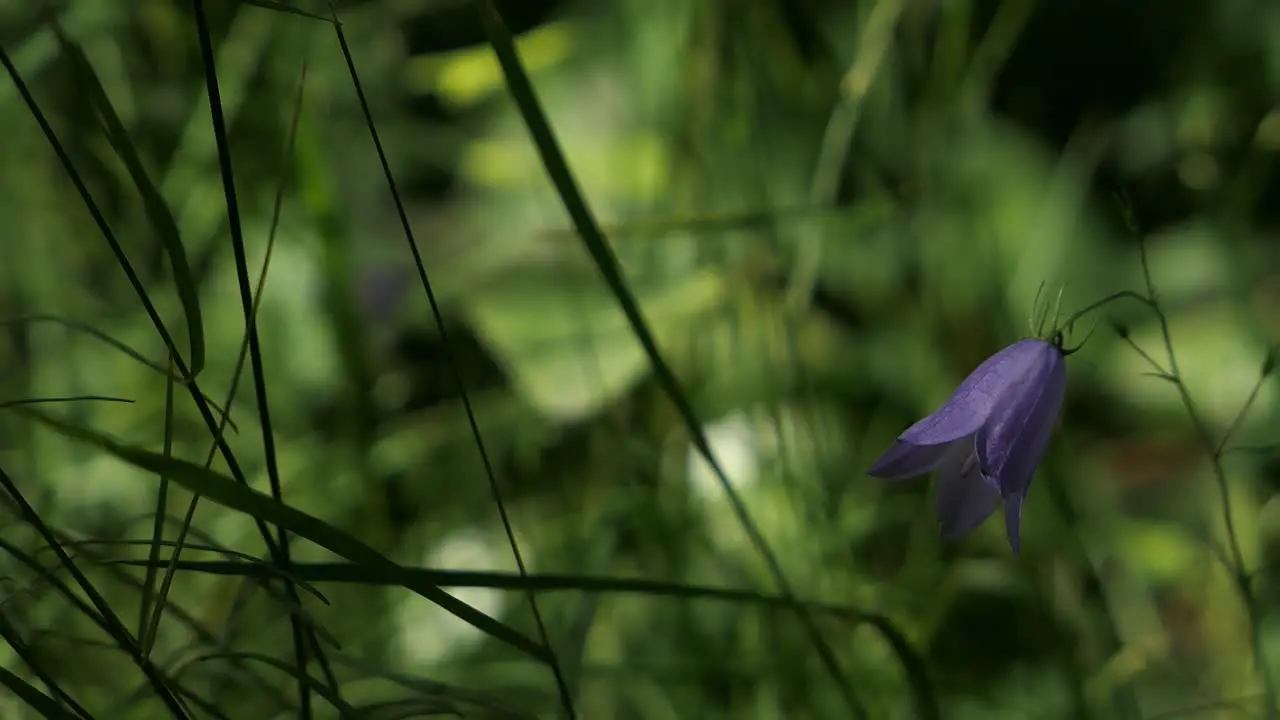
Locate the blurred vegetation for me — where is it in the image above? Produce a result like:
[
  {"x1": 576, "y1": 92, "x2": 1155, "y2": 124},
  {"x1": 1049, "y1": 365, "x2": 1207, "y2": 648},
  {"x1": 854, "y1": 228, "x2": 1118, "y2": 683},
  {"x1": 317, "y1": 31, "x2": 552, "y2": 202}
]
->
[{"x1": 2, "y1": 0, "x2": 1280, "y2": 718}]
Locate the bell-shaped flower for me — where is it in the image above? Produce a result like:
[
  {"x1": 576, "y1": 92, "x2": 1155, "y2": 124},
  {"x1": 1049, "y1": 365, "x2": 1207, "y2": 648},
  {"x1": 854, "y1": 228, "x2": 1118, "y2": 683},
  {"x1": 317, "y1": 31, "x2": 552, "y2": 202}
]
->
[{"x1": 868, "y1": 338, "x2": 1067, "y2": 553}]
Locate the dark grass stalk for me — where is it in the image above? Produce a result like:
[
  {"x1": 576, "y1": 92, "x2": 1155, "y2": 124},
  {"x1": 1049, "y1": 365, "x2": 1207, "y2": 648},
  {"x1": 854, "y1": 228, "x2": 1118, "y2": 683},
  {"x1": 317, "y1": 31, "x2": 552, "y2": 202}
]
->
[
  {"x1": 0, "y1": 665, "x2": 83, "y2": 720},
  {"x1": 145, "y1": 56, "x2": 314, "y2": 702},
  {"x1": 186, "y1": 3, "x2": 328, "y2": 715},
  {"x1": 0, "y1": 396, "x2": 133, "y2": 409},
  {"x1": 327, "y1": 653, "x2": 535, "y2": 717},
  {"x1": 16, "y1": 404, "x2": 556, "y2": 660},
  {"x1": 0, "y1": 28, "x2": 295, "y2": 596},
  {"x1": 1115, "y1": 200, "x2": 1279, "y2": 718},
  {"x1": 33, "y1": 531, "x2": 297, "y2": 715},
  {"x1": 186, "y1": 653, "x2": 360, "y2": 716},
  {"x1": 138, "y1": 356, "x2": 177, "y2": 656},
  {"x1": 324, "y1": 4, "x2": 576, "y2": 717},
  {"x1": 734, "y1": 26, "x2": 933, "y2": 713},
  {"x1": 1, "y1": 15, "x2": 340, "y2": 714},
  {"x1": 1, "y1": 6, "x2": 558, "y2": 715},
  {"x1": 737, "y1": 36, "x2": 936, "y2": 707},
  {"x1": 0, "y1": 316, "x2": 237, "y2": 424},
  {"x1": 51, "y1": 539, "x2": 330, "y2": 601},
  {"x1": 111, "y1": 555, "x2": 939, "y2": 718},
  {"x1": 178, "y1": 650, "x2": 524, "y2": 718},
  {"x1": 0, "y1": 610, "x2": 96, "y2": 718},
  {"x1": 44, "y1": 22, "x2": 206, "y2": 383},
  {"x1": 464, "y1": 1, "x2": 866, "y2": 715},
  {"x1": 0, "y1": 473, "x2": 191, "y2": 718},
  {"x1": 233, "y1": 0, "x2": 332, "y2": 22}
]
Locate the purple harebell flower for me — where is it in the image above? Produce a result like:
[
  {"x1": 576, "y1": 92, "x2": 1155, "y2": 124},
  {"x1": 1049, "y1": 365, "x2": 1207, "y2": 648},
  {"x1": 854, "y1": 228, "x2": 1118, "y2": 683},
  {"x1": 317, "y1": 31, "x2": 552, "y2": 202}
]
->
[{"x1": 868, "y1": 338, "x2": 1068, "y2": 553}]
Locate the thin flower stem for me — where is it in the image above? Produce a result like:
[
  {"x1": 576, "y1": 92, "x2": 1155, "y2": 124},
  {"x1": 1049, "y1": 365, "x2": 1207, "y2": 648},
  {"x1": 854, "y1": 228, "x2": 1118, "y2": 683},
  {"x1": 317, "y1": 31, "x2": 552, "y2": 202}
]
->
[
  {"x1": 1115, "y1": 334, "x2": 1168, "y2": 377},
  {"x1": 1122, "y1": 208, "x2": 1279, "y2": 718},
  {"x1": 1059, "y1": 290, "x2": 1154, "y2": 331},
  {"x1": 1221, "y1": 444, "x2": 1280, "y2": 458},
  {"x1": 1216, "y1": 364, "x2": 1272, "y2": 458}
]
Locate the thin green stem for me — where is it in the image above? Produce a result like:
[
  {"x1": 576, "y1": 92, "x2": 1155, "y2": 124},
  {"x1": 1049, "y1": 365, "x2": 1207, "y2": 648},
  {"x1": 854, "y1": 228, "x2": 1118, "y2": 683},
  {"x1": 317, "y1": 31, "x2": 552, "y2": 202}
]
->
[{"x1": 1122, "y1": 205, "x2": 1279, "y2": 717}]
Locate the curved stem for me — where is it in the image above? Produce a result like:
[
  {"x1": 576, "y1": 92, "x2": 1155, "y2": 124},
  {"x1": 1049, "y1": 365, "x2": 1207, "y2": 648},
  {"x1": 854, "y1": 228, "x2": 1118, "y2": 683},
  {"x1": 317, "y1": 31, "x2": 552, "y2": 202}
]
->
[{"x1": 1058, "y1": 290, "x2": 1155, "y2": 332}]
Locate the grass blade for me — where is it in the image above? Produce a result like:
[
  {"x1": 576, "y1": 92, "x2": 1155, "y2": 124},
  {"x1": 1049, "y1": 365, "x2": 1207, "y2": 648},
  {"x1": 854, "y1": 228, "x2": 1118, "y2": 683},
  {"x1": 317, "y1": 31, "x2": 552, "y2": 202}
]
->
[
  {"x1": 325, "y1": 5, "x2": 573, "y2": 715},
  {"x1": 234, "y1": 0, "x2": 335, "y2": 22},
  {"x1": 0, "y1": 469, "x2": 190, "y2": 718},
  {"x1": 110, "y1": 557, "x2": 941, "y2": 719},
  {"x1": 187, "y1": 653, "x2": 358, "y2": 716},
  {"x1": 0, "y1": 666, "x2": 84, "y2": 720},
  {"x1": 0, "y1": 612, "x2": 96, "y2": 719},
  {"x1": 49, "y1": 24, "x2": 206, "y2": 380},
  {"x1": 465, "y1": 2, "x2": 864, "y2": 715},
  {"x1": 12, "y1": 405, "x2": 551, "y2": 663},
  {"x1": 0, "y1": 315, "x2": 240, "y2": 430},
  {"x1": 186, "y1": 2, "x2": 322, "y2": 713}
]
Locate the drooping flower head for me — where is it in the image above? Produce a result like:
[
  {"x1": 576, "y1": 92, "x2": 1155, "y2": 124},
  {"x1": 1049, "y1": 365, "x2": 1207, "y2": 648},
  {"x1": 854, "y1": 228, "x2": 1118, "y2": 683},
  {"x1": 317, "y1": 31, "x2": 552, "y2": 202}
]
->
[{"x1": 867, "y1": 332, "x2": 1069, "y2": 553}]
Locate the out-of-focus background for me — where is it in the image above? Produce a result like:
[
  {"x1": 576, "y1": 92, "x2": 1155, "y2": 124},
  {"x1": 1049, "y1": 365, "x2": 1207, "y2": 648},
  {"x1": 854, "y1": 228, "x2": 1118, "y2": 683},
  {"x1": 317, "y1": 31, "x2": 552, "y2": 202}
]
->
[{"x1": 2, "y1": 0, "x2": 1280, "y2": 718}]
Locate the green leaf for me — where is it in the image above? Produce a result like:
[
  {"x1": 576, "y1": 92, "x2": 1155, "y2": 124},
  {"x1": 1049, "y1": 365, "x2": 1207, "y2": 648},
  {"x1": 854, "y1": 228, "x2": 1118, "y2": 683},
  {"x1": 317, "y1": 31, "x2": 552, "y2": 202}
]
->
[
  {"x1": 464, "y1": 270, "x2": 726, "y2": 421},
  {"x1": 12, "y1": 406, "x2": 551, "y2": 664}
]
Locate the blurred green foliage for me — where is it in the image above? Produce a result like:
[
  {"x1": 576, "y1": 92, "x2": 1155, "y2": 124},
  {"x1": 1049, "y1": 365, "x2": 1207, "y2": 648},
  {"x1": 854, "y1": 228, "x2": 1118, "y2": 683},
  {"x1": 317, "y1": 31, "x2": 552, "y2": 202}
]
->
[{"x1": 2, "y1": 0, "x2": 1280, "y2": 718}]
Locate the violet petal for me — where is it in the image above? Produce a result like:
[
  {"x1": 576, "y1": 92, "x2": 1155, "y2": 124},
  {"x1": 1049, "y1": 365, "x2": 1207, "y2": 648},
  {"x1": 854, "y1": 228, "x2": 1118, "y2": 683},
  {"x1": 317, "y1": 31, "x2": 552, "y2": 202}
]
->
[
  {"x1": 1004, "y1": 492, "x2": 1026, "y2": 554},
  {"x1": 934, "y1": 436, "x2": 1001, "y2": 538},
  {"x1": 897, "y1": 339, "x2": 1059, "y2": 449},
  {"x1": 980, "y1": 340, "x2": 1067, "y2": 498},
  {"x1": 867, "y1": 439, "x2": 953, "y2": 479}
]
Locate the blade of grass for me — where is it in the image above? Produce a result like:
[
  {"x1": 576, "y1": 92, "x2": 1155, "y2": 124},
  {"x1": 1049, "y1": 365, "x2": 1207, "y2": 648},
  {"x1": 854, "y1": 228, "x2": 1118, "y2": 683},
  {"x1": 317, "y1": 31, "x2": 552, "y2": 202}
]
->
[
  {"x1": 0, "y1": 30, "x2": 287, "y2": 573},
  {"x1": 32, "y1": 530, "x2": 297, "y2": 716},
  {"x1": 117, "y1": 666, "x2": 236, "y2": 720},
  {"x1": 59, "y1": 538, "x2": 329, "y2": 603},
  {"x1": 159, "y1": 6, "x2": 275, "y2": 257},
  {"x1": 138, "y1": 355, "x2": 177, "y2": 655},
  {"x1": 10, "y1": 406, "x2": 552, "y2": 663},
  {"x1": 0, "y1": 665, "x2": 83, "y2": 720},
  {"x1": 0, "y1": 38, "x2": 182, "y2": 379},
  {"x1": 49, "y1": 23, "x2": 206, "y2": 380},
  {"x1": 187, "y1": 2, "x2": 323, "y2": 714},
  {"x1": 464, "y1": 1, "x2": 864, "y2": 715},
  {"x1": 326, "y1": 653, "x2": 534, "y2": 718},
  {"x1": 0, "y1": 478, "x2": 191, "y2": 718},
  {"x1": 187, "y1": 653, "x2": 359, "y2": 716},
  {"x1": 0, "y1": 316, "x2": 239, "y2": 430},
  {"x1": 349, "y1": 697, "x2": 477, "y2": 719},
  {"x1": 325, "y1": 5, "x2": 573, "y2": 716},
  {"x1": 35, "y1": 534, "x2": 343, "y2": 656},
  {"x1": 0, "y1": 611, "x2": 96, "y2": 719},
  {"x1": 234, "y1": 0, "x2": 334, "y2": 22},
  {"x1": 111, "y1": 557, "x2": 940, "y2": 720},
  {"x1": 0, "y1": 396, "x2": 132, "y2": 409},
  {"x1": 145, "y1": 53, "x2": 350, "y2": 715}
]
